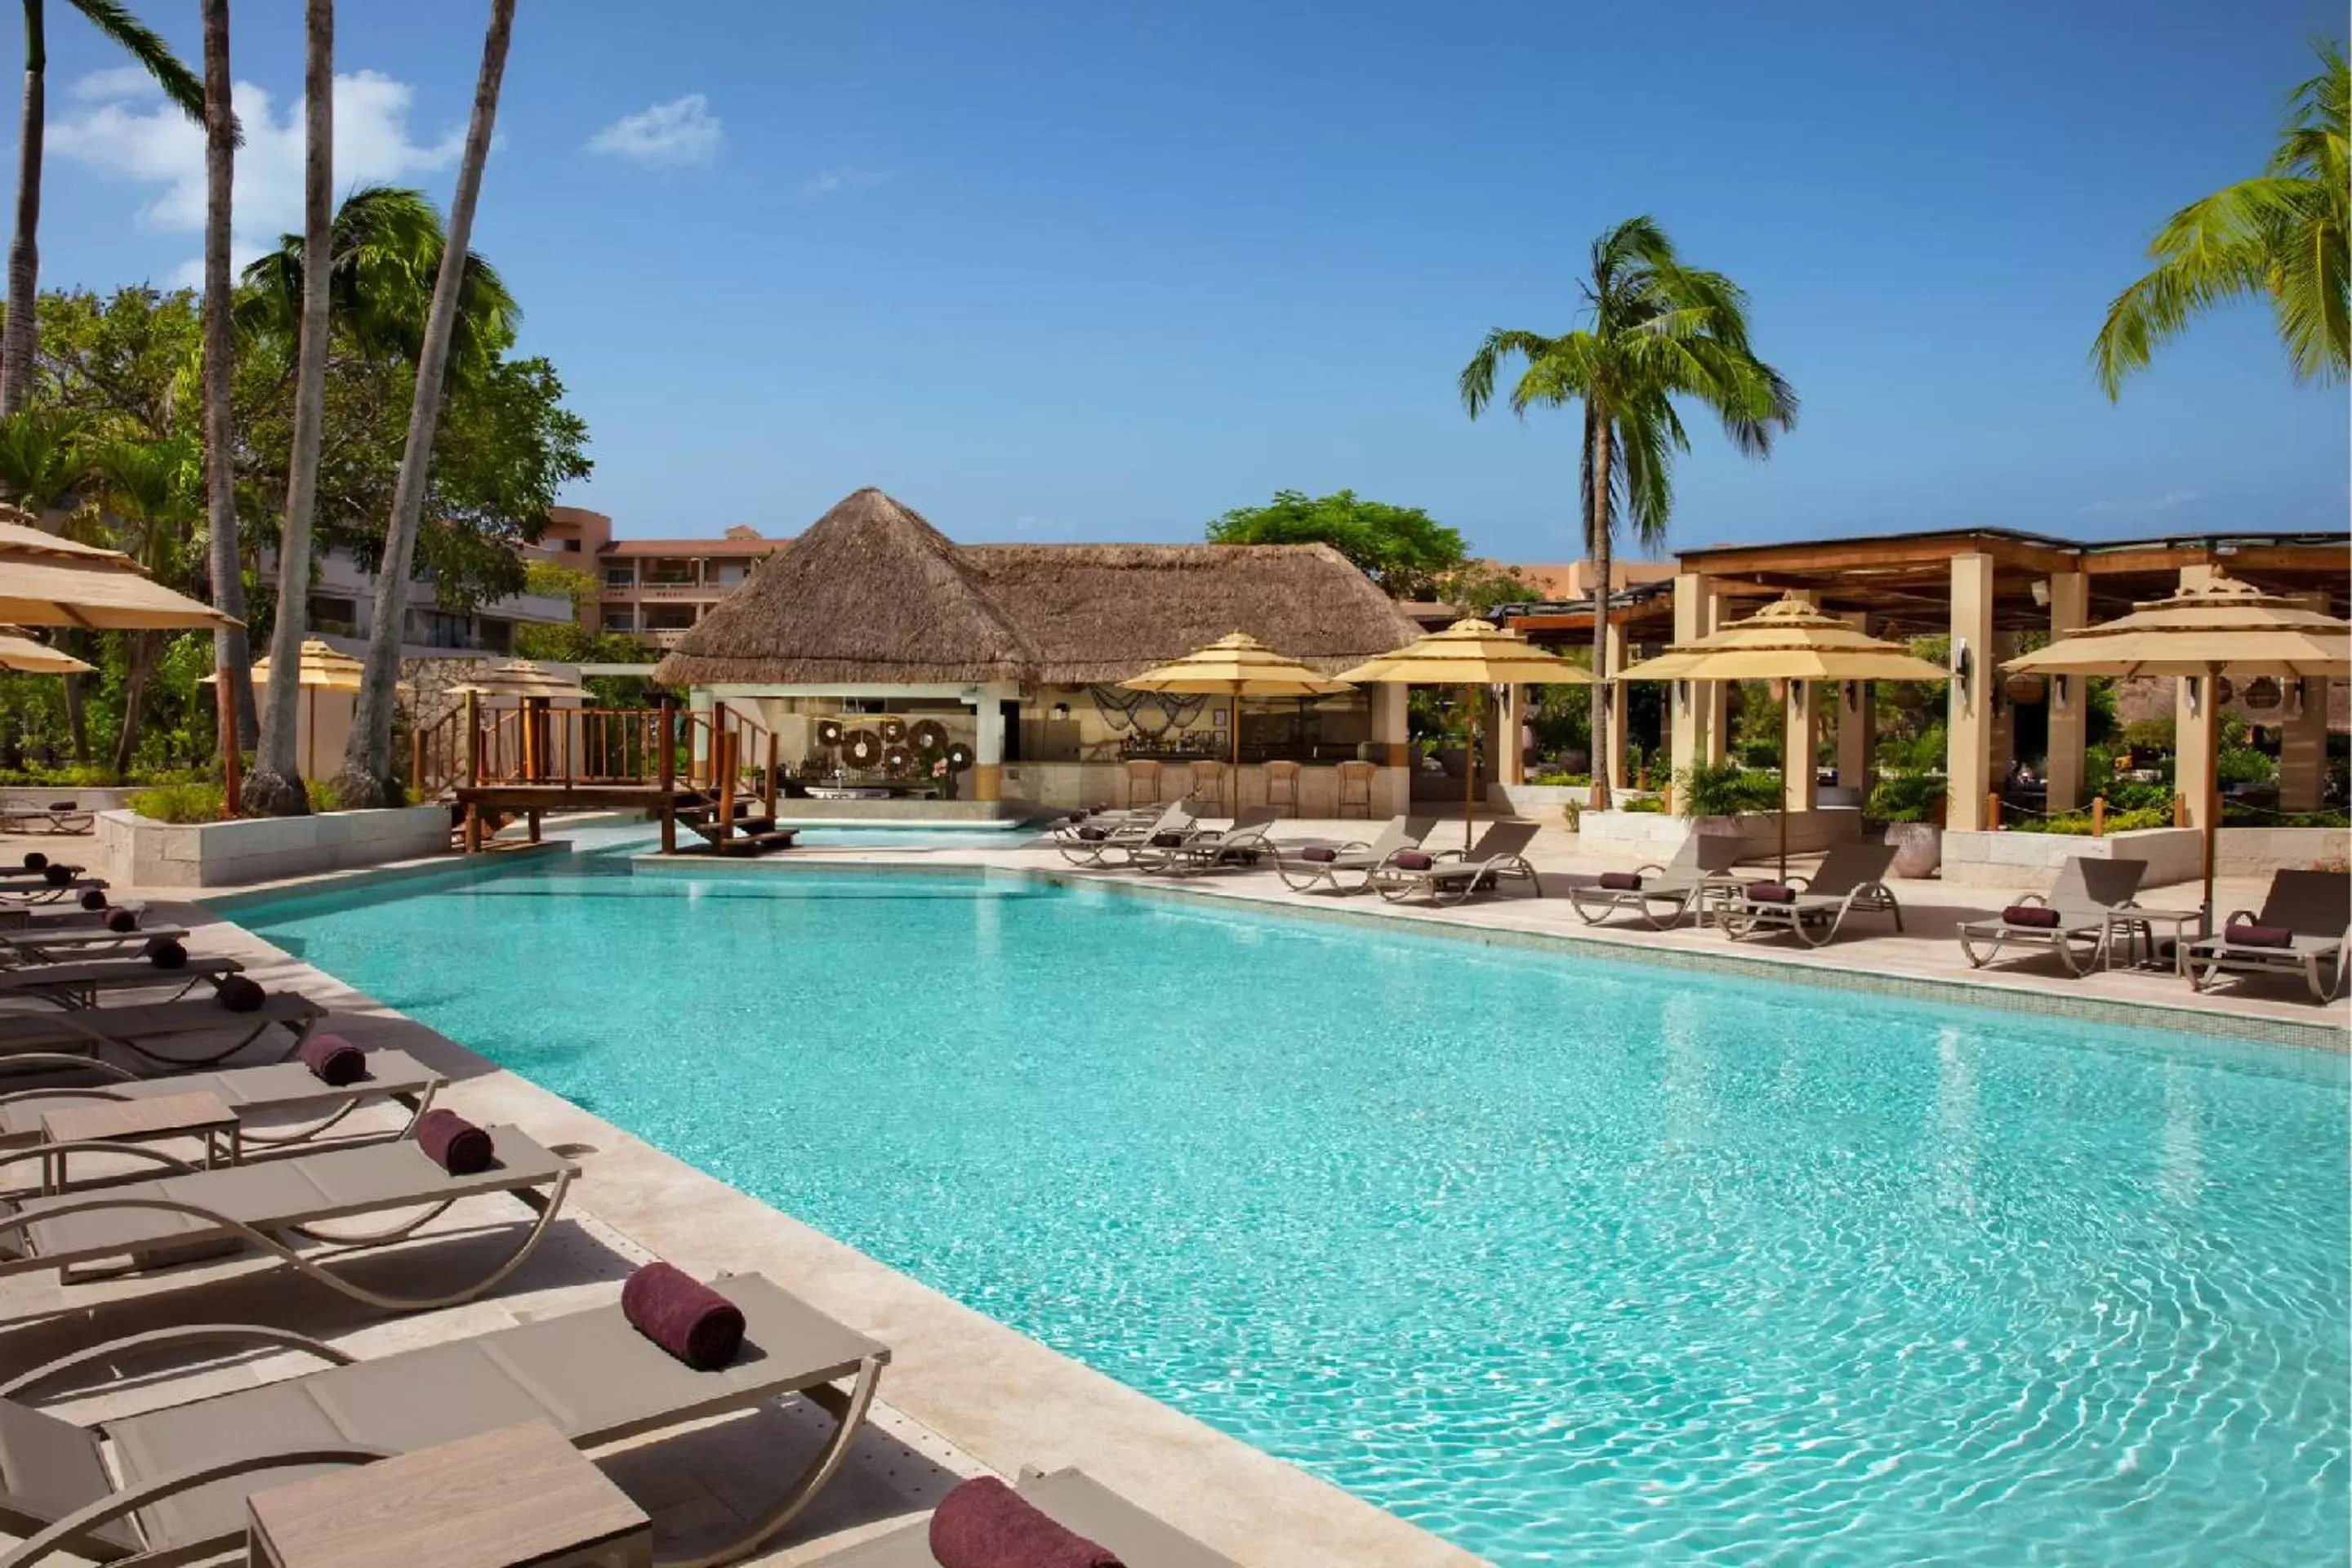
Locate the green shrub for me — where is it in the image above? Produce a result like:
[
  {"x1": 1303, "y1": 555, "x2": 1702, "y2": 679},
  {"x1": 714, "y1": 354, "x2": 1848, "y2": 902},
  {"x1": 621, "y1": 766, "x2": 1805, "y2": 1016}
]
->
[
  {"x1": 2121, "y1": 718, "x2": 2176, "y2": 756},
  {"x1": 1867, "y1": 772, "x2": 1948, "y2": 824},
  {"x1": 2221, "y1": 806, "x2": 2349, "y2": 829},
  {"x1": 1526, "y1": 770, "x2": 1590, "y2": 788},
  {"x1": 1673, "y1": 761, "x2": 1780, "y2": 817},
  {"x1": 128, "y1": 781, "x2": 225, "y2": 824},
  {"x1": 2011, "y1": 806, "x2": 2171, "y2": 835},
  {"x1": 2100, "y1": 777, "x2": 2173, "y2": 813},
  {"x1": 1619, "y1": 795, "x2": 1668, "y2": 814}
]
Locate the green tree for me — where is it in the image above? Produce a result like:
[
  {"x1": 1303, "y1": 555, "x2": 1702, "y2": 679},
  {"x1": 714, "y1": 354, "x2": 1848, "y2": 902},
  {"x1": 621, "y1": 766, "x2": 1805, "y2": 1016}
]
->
[
  {"x1": 2094, "y1": 40, "x2": 2349, "y2": 394},
  {"x1": 1435, "y1": 560, "x2": 1545, "y2": 613},
  {"x1": 1205, "y1": 488, "x2": 1465, "y2": 597},
  {"x1": 1461, "y1": 216, "x2": 1797, "y2": 805},
  {"x1": 78, "y1": 434, "x2": 202, "y2": 773},
  {"x1": 2, "y1": 2, "x2": 204, "y2": 416}
]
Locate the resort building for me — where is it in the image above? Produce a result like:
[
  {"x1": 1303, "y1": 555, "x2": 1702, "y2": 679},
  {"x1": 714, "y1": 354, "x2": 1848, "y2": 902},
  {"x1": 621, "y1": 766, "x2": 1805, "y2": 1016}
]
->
[
  {"x1": 533, "y1": 506, "x2": 782, "y2": 648},
  {"x1": 296, "y1": 544, "x2": 577, "y2": 661},
  {"x1": 650, "y1": 487, "x2": 1422, "y2": 815}
]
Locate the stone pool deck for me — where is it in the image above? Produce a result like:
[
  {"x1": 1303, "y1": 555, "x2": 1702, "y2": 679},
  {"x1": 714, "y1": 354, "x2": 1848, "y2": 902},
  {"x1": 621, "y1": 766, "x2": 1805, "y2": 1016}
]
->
[{"x1": 0, "y1": 814, "x2": 2339, "y2": 1566}]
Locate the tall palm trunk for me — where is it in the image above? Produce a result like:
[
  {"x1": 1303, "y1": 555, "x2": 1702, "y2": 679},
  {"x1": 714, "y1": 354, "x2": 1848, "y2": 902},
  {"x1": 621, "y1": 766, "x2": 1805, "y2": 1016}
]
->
[
  {"x1": 2, "y1": 0, "x2": 44, "y2": 418},
  {"x1": 111, "y1": 630, "x2": 156, "y2": 777},
  {"x1": 248, "y1": 0, "x2": 332, "y2": 816},
  {"x1": 1587, "y1": 403, "x2": 1614, "y2": 809},
  {"x1": 341, "y1": 0, "x2": 514, "y2": 807},
  {"x1": 198, "y1": 0, "x2": 255, "y2": 782}
]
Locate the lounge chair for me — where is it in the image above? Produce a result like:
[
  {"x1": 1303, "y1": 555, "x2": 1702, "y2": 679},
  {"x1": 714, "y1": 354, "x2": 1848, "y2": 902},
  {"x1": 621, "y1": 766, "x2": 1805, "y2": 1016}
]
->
[
  {"x1": 1135, "y1": 806, "x2": 1282, "y2": 874},
  {"x1": 0, "y1": 1045, "x2": 441, "y2": 1153},
  {"x1": 808, "y1": 1466, "x2": 1236, "y2": 1568},
  {"x1": 0, "y1": 1271, "x2": 885, "y2": 1567},
  {"x1": 1719, "y1": 841, "x2": 1902, "y2": 947},
  {"x1": 0, "y1": 923, "x2": 186, "y2": 964},
  {"x1": 0, "y1": 1120, "x2": 575, "y2": 1312},
  {"x1": 1957, "y1": 857, "x2": 2146, "y2": 975},
  {"x1": 1373, "y1": 820, "x2": 1544, "y2": 905},
  {"x1": 1055, "y1": 800, "x2": 1196, "y2": 867},
  {"x1": 0, "y1": 872, "x2": 105, "y2": 908},
  {"x1": 0, "y1": 991, "x2": 323, "y2": 1071},
  {"x1": 0, "y1": 954, "x2": 243, "y2": 1009},
  {"x1": 1271, "y1": 815, "x2": 1435, "y2": 895},
  {"x1": 2184, "y1": 869, "x2": 2351, "y2": 1003},
  {"x1": 0, "y1": 800, "x2": 92, "y2": 835},
  {"x1": 1567, "y1": 835, "x2": 1745, "y2": 929}
]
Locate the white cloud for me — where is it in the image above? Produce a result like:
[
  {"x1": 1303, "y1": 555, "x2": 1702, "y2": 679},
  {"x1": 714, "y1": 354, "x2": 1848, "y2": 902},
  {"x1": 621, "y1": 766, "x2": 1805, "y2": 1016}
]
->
[
  {"x1": 2077, "y1": 489, "x2": 2203, "y2": 516},
  {"x1": 48, "y1": 68, "x2": 464, "y2": 278},
  {"x1": 800, "y1": 167, "x2": 893, "y2": 199},
  {"x1": 586, "y1": 93, "x2": 720, "y2": 167}
]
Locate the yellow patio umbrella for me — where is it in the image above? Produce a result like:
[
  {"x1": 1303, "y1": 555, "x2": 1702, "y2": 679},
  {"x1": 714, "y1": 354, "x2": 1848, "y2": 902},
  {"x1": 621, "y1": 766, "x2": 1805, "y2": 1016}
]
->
[
  {"x1": 445, "y1": 658, "x2": 589, "y2": 702},
  {"x1": 1617, "y1": 595, "x2": 1950, "y2": 879},
  {"x1": 1123, "y1": 631, "x2": 1353, "y2": 782},
  {"x1": 0, "y1": 628, "x2": 93, "y2": 675},
  {"x1": 1339, "y1": 618, "x2": 1594, "y2": 851},
  {"x1": 0, "y1": 518, "x2": 240, "y2": 630},
  {"x1": 2003, "y1": 575, "x2": 2352, "y2": 924},
  {"x1": 203, "y1": 639, "x2": 405, "y2": 780}
]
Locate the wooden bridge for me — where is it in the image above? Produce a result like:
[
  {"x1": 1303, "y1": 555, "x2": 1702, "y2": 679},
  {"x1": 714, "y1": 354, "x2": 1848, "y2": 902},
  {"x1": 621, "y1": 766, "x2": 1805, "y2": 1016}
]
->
[{"x1": 412, "y1": 697, "x2": 798, "y2": 857}]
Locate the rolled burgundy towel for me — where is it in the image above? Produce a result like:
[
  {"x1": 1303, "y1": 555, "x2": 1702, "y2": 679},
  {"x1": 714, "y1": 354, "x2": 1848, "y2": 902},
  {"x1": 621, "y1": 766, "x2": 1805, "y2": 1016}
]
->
[
  {"x1": 1148, "y1": 831, "x2": 1187, "y2": 847},
  {"x1": 1077, "y1": 825, "x2": 1108, "y2": 842},
  {"x1": 1298, "y1": 842, "x2": 1339, "y2": 862},
  {"x1": 144, "y1": 936, "x2": 188, "y2": 971},
  {"x1": 46, "y1": 801, "x2": 74, "y2": 814},
  {"x1": 929, "y1": 1476, "x2": 1119, "y2": 1568},
  {"x1": 621, "y1": 1261, "x2": 747, "y2": 1370},
  {"x1": 2225, "y1": 922, "x2": 2294, "y2": 949},
  {"x1": 1067, "y1": 808, "x2": 1093, "y2": 822},
  {"x1": 20, "y1": 852, "x2": 44, "y2": 871},
  {"x1": 78, "y1": 888, "x2": 107, "y2": 911},
  {"x1": 1392, "y1": 849, "x2": 1434, "y2": 871},
  {"x1": 298, "y1": 1033, "x2": 368, "y2": 1086},
  {"x1": 215, "y1": 974, "x2": 266, "y2": 1012},
  {"x1": 41, "y1": 864, "x2": 72, "y2": 887},
  {"x1": 1598, "y1": 871, "x2": 1645, "y2": 891},
  {"x1": 2002, "y1": 905, "x2": 2061, "y2": 929},
  {"x1": 1746, "y1": 882, "x2": 1796, "y2": 903},
  {"x1": 416, "y1": 1107, "x2": 495, "y2": 1174},
  {"x1": 105, "y1": 908, "x2": 138, "y2": 933}
]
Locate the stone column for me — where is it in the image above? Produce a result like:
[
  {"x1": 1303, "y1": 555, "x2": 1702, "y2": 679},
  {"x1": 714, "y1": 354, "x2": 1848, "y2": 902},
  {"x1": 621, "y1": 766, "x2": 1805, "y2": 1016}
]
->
[
  {"x1": 1497, "y1": 683, "x2": 1526, "y2": 786},
  {"x1": 2042, "y1": 572, "x2": 2088, "y2": 812},
  {"x1": 1778, "y1": 591, "x2": 1820, "y2": 813},
  {"x1": 970, "y1": 691, "x2": 1005, "y2": 802},
  {"x1": 2174, "y1": 564, "x2": 2219, "y2": 831},
  {"x1": 1946, "y1": 553, "x2": 1996, "y2": 831},
  {"x1": 1668, "y1": 573, "x2": 1729, "y2": 784},
  {"x1": 1989, "y1": 631, "x2": 2018, "y2": 790},
  {"x1": 1835, "y1": 612, "x2": 1872, "y2": 793},
  {"x1": 2279, "y1": 677, "x2": 2329, "y2": 811},
  {"x1": 1604, "y1": 621, "x2": 1629, "y2": 793},
  {"x1": 1371, "y1": 682, "x2": 1410, "y2": 815}
]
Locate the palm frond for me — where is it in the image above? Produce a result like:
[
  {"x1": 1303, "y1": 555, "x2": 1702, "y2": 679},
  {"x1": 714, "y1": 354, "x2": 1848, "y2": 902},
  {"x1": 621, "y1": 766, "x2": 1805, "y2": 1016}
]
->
[
  {"x1": 69, "y1": 0, "x2": 208, "y2": 128},
  {"x1": 1460, "y1": 328, "x2": 1558, "y2": 416}
]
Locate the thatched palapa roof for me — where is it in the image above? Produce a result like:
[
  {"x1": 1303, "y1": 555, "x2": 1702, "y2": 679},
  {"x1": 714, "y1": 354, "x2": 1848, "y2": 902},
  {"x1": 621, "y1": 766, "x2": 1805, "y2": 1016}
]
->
[{"x1": 653, "y1": 488, "x2": 1420, "y2": 688}]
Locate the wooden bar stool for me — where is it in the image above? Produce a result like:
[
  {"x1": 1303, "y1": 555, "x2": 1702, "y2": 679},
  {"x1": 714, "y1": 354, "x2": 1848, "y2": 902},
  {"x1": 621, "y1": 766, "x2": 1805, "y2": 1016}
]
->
[
  {"x1": 1263, "y1": 760, "x2": 1301, "y2": 817},
  {"x1": 1124, "y1": 758, "x2": 1162, "y2": 807},
  {"x1": 1336, "y1": 759, "x2": 1376, "y2": 819},
  {"x1": 1187, "y1": 759, "x2": 1226, "y2": 814}
]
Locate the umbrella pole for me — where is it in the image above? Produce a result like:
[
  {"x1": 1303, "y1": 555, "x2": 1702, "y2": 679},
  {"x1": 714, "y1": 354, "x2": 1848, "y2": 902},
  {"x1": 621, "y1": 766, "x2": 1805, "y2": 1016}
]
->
[
  {"x1": 1465, "y1": 684, "x2": 1479, "y2": 852},
  {"x1": 1232, "y1": 690, "x2": 1241, "y2": 812},
  {"x1": 2201, "y1": 686, "x2": 2219, "y2": 933}
]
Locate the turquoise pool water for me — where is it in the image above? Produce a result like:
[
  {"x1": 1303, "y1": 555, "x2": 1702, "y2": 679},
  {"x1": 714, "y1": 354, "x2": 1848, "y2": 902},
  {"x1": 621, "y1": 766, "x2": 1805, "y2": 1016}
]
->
[{"x1": 231, "y1": 853, "x2": 2350, "y2": 1566}]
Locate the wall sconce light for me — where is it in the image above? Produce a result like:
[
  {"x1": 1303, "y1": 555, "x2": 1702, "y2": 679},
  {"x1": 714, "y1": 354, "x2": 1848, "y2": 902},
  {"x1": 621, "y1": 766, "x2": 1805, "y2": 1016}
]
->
[
  {"x1": 1951, "y1": 638, "x2": 1974, "y2": 707},
  {"x1": 2290, "y1": 677, "x2": 2308, "y2": 719},
  {"x1": 2185, "y1": 675, "x2": 2203, "y2": 719},
  {"x1": 2052, "y1": 674, "x2": 2070, "y2": 712},
  {"x1": 1843, "y1": 679, "x2": 1860, "y2": 712},
  {"x1": 1050, "y1": 702, "x2": 1071, "y2": 720},
  {"x1": 1675, "y1": 679, "x2": 1690, "y2": 712},
  {"x1": 2030, "y1": 579, "x2": 2051, "y2": 608}
]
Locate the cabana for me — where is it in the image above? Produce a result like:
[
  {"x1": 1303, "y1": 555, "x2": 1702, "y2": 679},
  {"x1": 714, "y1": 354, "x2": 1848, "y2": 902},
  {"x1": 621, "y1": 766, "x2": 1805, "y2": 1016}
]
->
[{"x1": 651, "y1": 488, "x2": 1423, "y2": 819}]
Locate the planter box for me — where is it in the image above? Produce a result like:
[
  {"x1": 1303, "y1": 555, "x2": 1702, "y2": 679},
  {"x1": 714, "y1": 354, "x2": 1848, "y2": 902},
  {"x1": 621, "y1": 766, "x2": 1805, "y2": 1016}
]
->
[
  {"x1": 1488, "y1": 782, "x2": 1592, "y2": 820},
  {"x1": 1, "y1": 786, "x2": 136, "y2": 819},
  {"x1": 1941, "y1": 826, "x2": 2203, "y2": 889},
  {"x1": 96, "y1": 804, "x2": 451, "y2": 889},
  {"x1": 1576, "y1": 806, "x2": 1862, "y2": 862},
  {"x1": 2216, "y1": 825, "x2": 2350, "y2": 878}
]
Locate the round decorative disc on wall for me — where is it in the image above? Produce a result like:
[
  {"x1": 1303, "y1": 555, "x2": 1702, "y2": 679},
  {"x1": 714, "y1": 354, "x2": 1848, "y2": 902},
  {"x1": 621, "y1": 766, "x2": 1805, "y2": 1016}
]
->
[
  {"x1": 883, "y1": 744, "x2": 914, "y2": 775},
  {"x1": 945, "y1": 742, "x2": 975, "y2": 773},
  {"x1": 879, "y1": 717, "x2": 908, "y2": 745},
  {"x1": 815, "y1": 718, "x2": 846, "y2": 749},
  {"x1": 909, "y1": 719, "x2": 949, "y2": 755},
  {"x1": 842, "y1": 728, "x2": 884, "y2": 768}
]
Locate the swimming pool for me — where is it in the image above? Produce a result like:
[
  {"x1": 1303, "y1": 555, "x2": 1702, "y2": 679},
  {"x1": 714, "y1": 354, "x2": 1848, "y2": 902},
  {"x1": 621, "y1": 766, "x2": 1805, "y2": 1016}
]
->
[{"x1": 230, "y1": 853, "x2": 2350, "y2": 1566}]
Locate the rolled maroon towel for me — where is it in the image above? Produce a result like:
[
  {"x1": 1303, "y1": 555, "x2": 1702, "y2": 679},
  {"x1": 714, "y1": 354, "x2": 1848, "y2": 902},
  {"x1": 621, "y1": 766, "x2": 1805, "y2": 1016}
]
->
[
  {"x1": 1392, "y1": 849, "x2": 1434, "y2": 871},
  {"x1": 621, "y1": 1261, "x2": 747, "y2": 1370},
  {"x1": 215, "y1": 974, "x2": 265, "y2": 1012},
  {"x1": 2226, "y1": 922, "x2": 2294, "y2": 949},
  {"x1": 2002, "y1": 904, "x2": 2061, "y2": 929},
  {"x1": 1298, "y1": 842, "x2": 1339, "y2": 862},
  {"x1": 78, "y1": 888, "x2": 107, "y2": 911},
  {"x1": 41, "y1": 864, "x2": 71, "y2": 887},
  {"x1": 1746, "y1": 881, "x2": 1796, "y2": 903},
  {"x1": 929, "y1": 1476, "x2": 1119, "y2": 1568},
  {"x1": 19, "y1": 852, "x2": 44, "y2": 871},
  {"x1": 298, "y1": 1033, "x2": 368, "y2": 1086},
  {"x1": 1148, "y1": 831, "x2": 1187, "y2": 847},
  {"x1": 416, "y1": 1107, "x2": 495, "y2": 1174},
  {"x1": 144, "y1": 936, "x2": 188, "y2": 970},
  {"x1": 1598, "y1": 871, "x2": 1645, "y2": 891},
  {"x1": 46, "y1": 801, "x2": 74, "y2": 814},
  {"x1": 105, "y1": 908, "x2": 138, "y2": 933},
  {"x1": 1077, "y1": 825, "x2": 1108, "y2": 842},
  {"x1": 1067, "y1": 808, "x2": 1093, "y2": 822}
]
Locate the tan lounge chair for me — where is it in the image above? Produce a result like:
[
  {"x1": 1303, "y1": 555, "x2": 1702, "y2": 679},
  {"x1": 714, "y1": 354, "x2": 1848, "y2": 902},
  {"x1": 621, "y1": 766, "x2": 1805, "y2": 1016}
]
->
[
  {"x1": 2185, "y1": 869, "x2": 2350, "y2": 1003},
  {"x1": 1957, "y1": 857, "x2": 2146, "y2": 975},
  {"x1": 0, "y1": 1122, "x2": 575, "y2": 1312},
  {"x1": 1374, "y1": 820, "x2": 1544, "y2": 905},
  {"x1": 808, "y1": 1466, "x2": 1236, "y2": 1568},
  {"x1": 1720, "y1": 841, "x2": 1901, "y2": 947},
  {"x1": 1568, "y1": 835, "x2": 1745, "y2": 929},
  {"x1": 1136, "y1": 806, "x2": 1283, "y2": 874},
  {"x1": 0, "y1": 872, "x2": 105, "y2": 908},
  {"x1": 0, "y1": 800, "x2": 92, "y2": 835},
  {"x1": 0, "y1": 1271, "x2": 885, "y2": 1567},
  {"x1": 1055, "y1": 800, "x2": 1196, "y2": 867},
  {"x1": 0, "y1": 991, "x2": 322, "y2": 1071},
  {"x1": 1271, "y1": 815, "x2": 1434, "y2": 895},
  {"x1": 0, "y1": 922, "x2": 186, "y2": 964},
  {"x1": 0, "y1": 955, "x2": 243, "y2": 1009},
  {"x1": 0, "y1": 1045, "x2": 442, "y2": 1153}
]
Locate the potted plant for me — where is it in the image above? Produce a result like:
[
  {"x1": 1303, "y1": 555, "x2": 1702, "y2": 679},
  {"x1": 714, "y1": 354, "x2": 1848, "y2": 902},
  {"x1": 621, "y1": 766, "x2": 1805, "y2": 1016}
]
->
[{"x1": 1869, "y1": 772, "x2": 1949, "y2": 875}]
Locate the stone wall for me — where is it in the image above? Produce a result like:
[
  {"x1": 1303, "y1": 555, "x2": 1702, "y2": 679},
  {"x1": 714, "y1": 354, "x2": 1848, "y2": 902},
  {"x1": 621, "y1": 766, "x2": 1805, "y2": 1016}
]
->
[
  {"x1": 1943, "y1": 825, "x2": 2348, "y2": 889},
  {"x1": 96, "y1": 804, "x2": 452, "y2": 889},
  {"x1": 1576, "y1": 806, "x2": 1863, "y2": 862}
]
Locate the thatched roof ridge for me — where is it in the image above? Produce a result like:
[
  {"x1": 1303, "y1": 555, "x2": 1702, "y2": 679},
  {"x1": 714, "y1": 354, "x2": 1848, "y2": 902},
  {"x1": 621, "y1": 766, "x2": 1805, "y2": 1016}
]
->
[{"x1": 653, "y1": 490, "x2": 1421, "y2": 688}]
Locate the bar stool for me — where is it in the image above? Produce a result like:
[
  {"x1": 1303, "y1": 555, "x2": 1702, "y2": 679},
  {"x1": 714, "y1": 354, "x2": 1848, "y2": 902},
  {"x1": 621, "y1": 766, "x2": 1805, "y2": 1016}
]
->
[
  {"x1": 1187, "y1": 759, "x2": 1226, "y2": 814},
  {"x1": 1336, "y1": 759, "x2": 1376, "y2": 819},
  {"x1": 1124, "y1": 758, "x2": 1161, "y2": 807},
  {"x1": 1263, "y1": 760, "x2": 1301, "y2": 817}
]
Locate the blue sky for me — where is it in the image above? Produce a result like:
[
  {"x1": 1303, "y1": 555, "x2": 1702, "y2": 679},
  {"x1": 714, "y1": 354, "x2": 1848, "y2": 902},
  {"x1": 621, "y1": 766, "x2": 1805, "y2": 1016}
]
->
[{"x1": 29, "y1": 0, "x2": 2350, "y2": 559}]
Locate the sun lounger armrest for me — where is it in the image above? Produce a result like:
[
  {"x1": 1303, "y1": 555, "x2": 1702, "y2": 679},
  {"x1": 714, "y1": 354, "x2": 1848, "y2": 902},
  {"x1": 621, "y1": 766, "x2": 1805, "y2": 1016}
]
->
[
  {"x1": 1, "y1": 1323, "x2": 360, "y2": 1403},
  {"x1": 0, "y1": 1056, "x2": 140, "y2": 1094},
  {"x1": 2225, "y1": 908, "x2": 2258, "y2": 927},
  {"x1": 1634, "y1": 862, "x2": 1667, "y2": 877},
  {"x1": 1784, "y1": 874, "x2": 1814, "y2": 892},
  {"x1": 2011, "y1": 892, "x2": 2050, "y2": 907},
  {"x1": 0, "y1": 1445, "x2": 395, "y2": 1568},
  {"x1": 0, "y1": 1142, "x2": 203, "y2": 1187}
]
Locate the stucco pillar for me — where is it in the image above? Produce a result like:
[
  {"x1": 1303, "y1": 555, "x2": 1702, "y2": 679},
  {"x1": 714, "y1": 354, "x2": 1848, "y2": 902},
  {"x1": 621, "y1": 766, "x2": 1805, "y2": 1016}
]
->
[
  {"x1": 1777, "y1": 591, "x2": 1819, "y2": 813},
  {"x1": 2043, "y1": 572, "x2": 2089, "y2": 812},
  {"x1": 1372, "y1": 683, "x2": 1410, "y2": 815},
  {"x1": 2280, "y1": 677, "x2": 2329, "y2": 811},
  {"x1": 970, "y1": 692, "x2": 1005, "y2": 802},
  {"x1": 1989, "y1": 632, "x2": 2018, "y2": 788},
  {"x1": 2174, "y1": 564, "x2": 2219, "y2": 831},
  {"x1": 1836, "y1": 614, "x2": 1872, "y2": 793},
  {"x1": 1668, "y1": 573, "x2": 1729, "y2": 785},
  {"x1": 688, "y1": 688, "x2": 713, "y2": 782},
  {"x1": 1946, "y1": 553, "x2": 1996, "y2": 831},
  {"x1": 1604, "y1": 621, "x2": 1629, "y2": 793},
  {"x1": 1498, "y1": 683, "x2": 1527, "y2": 786}
]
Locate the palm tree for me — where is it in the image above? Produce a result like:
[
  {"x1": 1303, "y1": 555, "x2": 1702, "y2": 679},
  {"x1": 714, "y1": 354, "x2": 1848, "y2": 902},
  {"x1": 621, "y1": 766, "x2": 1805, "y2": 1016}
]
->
[
  {"x1": 0, "y1": 405, "x2": 88, "y2": 758},
  {"x1": 2095, "y1": 40, "x2": 2348, "y2": 394},
  {"x1": 246, "y1": 0, "x2": 333, "y2": 817},
  {"x1": 339, "y1": 0, "x2": 517, "y2": 808},
  {"x1": 79, "y1": 434, "x2": 200, "y2": 775},
  {"x1": 1461, "y1": 216, "x2": 1797, "y2": 804},
  {"x1": 2, "y1": 2, "x2": 204, "y2": 417},
  {"x1": 198, "y1": 0, "x2": 255, "y2": 797}
]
